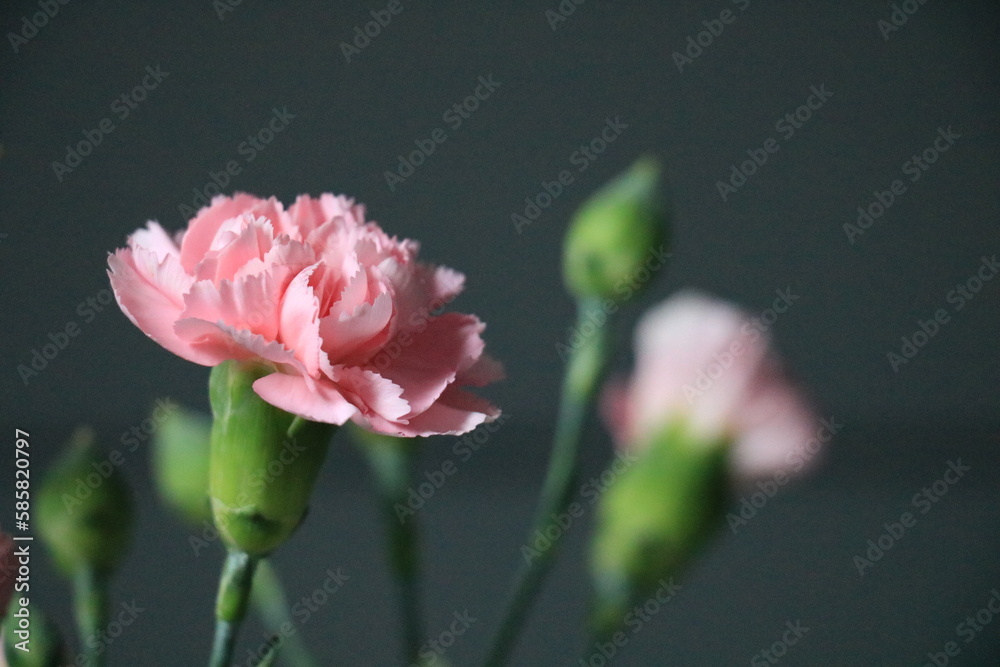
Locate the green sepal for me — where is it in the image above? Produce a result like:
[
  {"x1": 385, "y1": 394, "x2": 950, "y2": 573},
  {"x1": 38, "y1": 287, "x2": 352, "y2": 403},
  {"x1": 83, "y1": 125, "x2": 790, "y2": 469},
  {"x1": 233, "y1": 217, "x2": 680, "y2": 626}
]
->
[
  {"x1": 589, "y1": 422, "x2": 728, "y2": 639},
  {"x1": 208, "y1": 361, "x2": 335, "y2": 556}
]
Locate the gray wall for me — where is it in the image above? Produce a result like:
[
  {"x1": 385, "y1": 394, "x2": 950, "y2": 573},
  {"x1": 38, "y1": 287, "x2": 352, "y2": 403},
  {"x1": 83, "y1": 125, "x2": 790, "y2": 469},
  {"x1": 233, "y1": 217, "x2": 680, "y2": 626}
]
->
[{"x1": 2, "y1": 1, "x2": 999, "y2": 665}]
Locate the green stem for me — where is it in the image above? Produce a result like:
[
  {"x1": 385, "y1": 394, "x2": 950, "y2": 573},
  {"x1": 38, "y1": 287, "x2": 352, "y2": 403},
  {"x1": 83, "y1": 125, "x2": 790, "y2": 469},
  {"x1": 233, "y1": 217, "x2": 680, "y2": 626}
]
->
[
  {"x1": 251, "y1": 561, "x2": 319, "y2": 667},
  {"x1": 483, "y1": 299, "x2": 613, "y2": 667},
  {"x1": 209, "y1": 550, "x2": 259, "y2": 667},
  {"x1": 354, "y1": 429, "x2": 425, "y2": 665},
  {"x1": 73, "y1": 567, "x2": 110, "y2": 667}
]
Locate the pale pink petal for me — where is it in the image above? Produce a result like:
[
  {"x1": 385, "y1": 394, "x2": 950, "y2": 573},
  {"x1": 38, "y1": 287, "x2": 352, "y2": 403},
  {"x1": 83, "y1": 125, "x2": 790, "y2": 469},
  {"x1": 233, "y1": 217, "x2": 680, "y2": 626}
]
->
[
  {"x1": 179, "y1": 193, "x2": 263, "y2": 272},
  {"x1": 613, "y1": 290, "x2": 819, "y2": 478},
  {"x1": 201, "y1": 216, "x2": 275, "y2": 283},
  {"x1": 249, "y1": 197, "x2": 291, "y2": 238},
  {"x1": 329, "y1": 366, "x2": 410, "y2": 422},
  {"x1": 130, "y1": 221, "x2": 181, "y2": 262},
  {"x1": 369, "y1": 386, "x2": 499, "y2": 437},
  {"x1": 173, "y1": 319, "x2": 300, "y2": 370},
  {"x1": 180, "y1": 274, "x2": 280, "y2": 342},
  {"x1": 253, "y1": 372, "x2": 357, "y2": 424},
  {"x1": 320, "y1": 291, "x2": 393, "y2": 365},
  {"x1": 108, "y1": 249, "x2": 216, "y2": 365},
  {"x1": 731, "y1": 364, "x2": 818, "y2": 477},
  {"x1": 235, "y1": 237, "x2": 316, "y2": 283},
  {"x1": 279, "y1": 265, "x2": 323, "y2": 376},
  {"x1": 377, "y1": 313, "x2": 487, "y2": 418}
]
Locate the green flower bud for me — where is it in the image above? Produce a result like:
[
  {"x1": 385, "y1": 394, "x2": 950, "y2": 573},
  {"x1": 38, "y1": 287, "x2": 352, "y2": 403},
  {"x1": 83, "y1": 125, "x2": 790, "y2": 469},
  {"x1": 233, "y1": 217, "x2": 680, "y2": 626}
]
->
[
  {"x1": 37, "y1": 428, "x2": 133, "y2": 576},
  {"x1": 209, "y1": 361, "x2": 335, "y2": 556},
  {"x1": 563, "y1": 157, "x2": 670, "y2": 301},
  {"x1": 152, "y1": 404, "x2": 212, "y2": 525},
  {"x1": 589, "y1": 422, "x2": 727, "y2": 639},
  {"x1": 3, "y1": 605, "x2": 69, "y2": 667}
]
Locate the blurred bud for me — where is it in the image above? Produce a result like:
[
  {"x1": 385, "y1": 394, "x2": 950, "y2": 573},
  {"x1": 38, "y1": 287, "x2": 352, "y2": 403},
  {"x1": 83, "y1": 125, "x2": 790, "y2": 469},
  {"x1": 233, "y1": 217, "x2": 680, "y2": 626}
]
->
[
  {"x1": 602, "y1": 290, "x2": 819, "y2": 478},
  {"x1": 209, "y1": 361, "x2": 334, "y2": 556},
  {"x1": 563, "y1": 157, "x2": 670, "y2": 301},
  {"x1": 3, "y1": 605, "x2": 70, "y2": 667},
  {"x1": 37, "y1": 428, "x2": 133, "y2": 576},
  {"x1": 591, "y1": 291, "x2": 820, "y2": 637},
  {"x1": 589, "y1": 423, "x2": 726, "y2": 640},
  {"x1": 151, "y1": 404, "x2": 212, "y2": 525}
]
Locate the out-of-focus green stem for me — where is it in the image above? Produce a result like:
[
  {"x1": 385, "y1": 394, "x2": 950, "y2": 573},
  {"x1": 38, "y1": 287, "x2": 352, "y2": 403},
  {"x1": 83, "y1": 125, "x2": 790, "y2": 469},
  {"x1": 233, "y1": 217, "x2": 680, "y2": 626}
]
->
[
  {"x1": 209, "y1": 550, "x2": 259, "y2": 667},
  {"x1": 483, "y1": 298, "x2": 613, "y2": 667},
  {"x1": 73, "y1": 567, "x2": 110, "y2": 667}
]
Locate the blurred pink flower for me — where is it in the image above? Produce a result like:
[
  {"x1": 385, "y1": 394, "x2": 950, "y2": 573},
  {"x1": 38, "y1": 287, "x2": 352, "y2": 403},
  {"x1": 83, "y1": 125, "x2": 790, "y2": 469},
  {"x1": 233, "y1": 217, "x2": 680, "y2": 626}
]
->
[
  {"x1": 109, "y1": 193, "x2": 502, "y2": 436},
  {"x1": 602, "y1": 291, "x2": 818, "y2": 477},
  {"x1": 0, "y1": 528, "x2": 14, "y2": 620}
]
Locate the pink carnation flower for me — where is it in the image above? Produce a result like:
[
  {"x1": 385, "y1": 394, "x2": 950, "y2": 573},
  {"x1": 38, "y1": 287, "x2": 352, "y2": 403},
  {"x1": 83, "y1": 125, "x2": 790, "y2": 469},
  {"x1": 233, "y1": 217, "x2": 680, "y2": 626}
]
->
[
  {"x1": 603, "y1": 291, "x2": 818, "y2": 477},
  {"x1": 108, "y1": 193, "x2": 503, "y2": 436}
]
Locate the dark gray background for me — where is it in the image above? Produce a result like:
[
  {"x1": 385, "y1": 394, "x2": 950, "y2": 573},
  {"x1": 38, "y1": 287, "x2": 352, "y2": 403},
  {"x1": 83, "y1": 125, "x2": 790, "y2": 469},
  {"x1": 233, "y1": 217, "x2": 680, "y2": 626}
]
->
[{"x1": 2, "y1": 1, "x2": 999, "y2": 665}]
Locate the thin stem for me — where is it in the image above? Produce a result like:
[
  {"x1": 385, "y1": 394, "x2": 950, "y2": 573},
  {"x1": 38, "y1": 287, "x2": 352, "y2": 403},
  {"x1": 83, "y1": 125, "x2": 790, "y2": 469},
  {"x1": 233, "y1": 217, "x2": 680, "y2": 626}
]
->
[
  {"x1": 354, "y1": 429, "x2": 425, "y2": 665},
  {"x1": 252, "y1": 561, "x2": 320, "y2": 667},
  {"x1": 73, "y1": 567, "x2": 110, "y2": 667},
  {"x1": 209, "y1": 550, "x2": 259, "y2": 667},
  {"x1": 483, "y1": 299, "x2": 613, "y2": 667}
]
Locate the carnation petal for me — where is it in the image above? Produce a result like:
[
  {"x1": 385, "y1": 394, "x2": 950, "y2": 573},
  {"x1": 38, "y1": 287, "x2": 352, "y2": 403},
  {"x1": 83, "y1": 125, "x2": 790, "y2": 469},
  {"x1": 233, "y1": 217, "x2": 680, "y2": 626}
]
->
[
  {"x1": 180, "y1": 274, "x2": 281, "y2": 342},
  {"x1": 330, "y1": 366, "x2": 409, "y2": 422},
  {"x1": 130, "y1": 221, "x2": 181, "y2": 262},
  {"x1": 279, "y1": 265, "x2": 323, "y2": 376},
  {"x1": 108, "y1": 249, "x2": 214, "y2": 365},
  {"x1": 378, "y1": 313, "x2": 487, "y2": 417},
  {"x1": 321, "y1": 290, "x2": 393, "y2": 365},
  {"x1": 253, "y1": 372, "x2": 357, "y2": 424},
  {"x1": 174, "y1": 318, "x2": 300, "y2": 369},
  {"x1": 179, "y1": 193, "x2": 263, "y2": 272},
  {"x1": 375, "y1": 386, "x2": 499, "y2": 437}
]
